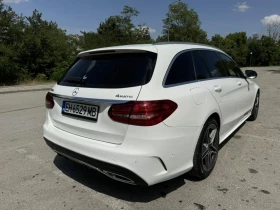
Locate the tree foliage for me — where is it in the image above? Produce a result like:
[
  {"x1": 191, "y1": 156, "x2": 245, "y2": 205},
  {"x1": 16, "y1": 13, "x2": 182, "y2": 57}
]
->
[
  {"x1": 211, "y1": 32, "x2": 248, "y2": 66},
  {"x1": 157, "y1": 0, "x2": 207, "y2": 43},
  {"x1": 247, "y1": 34, "x2": 280, "y2": 66},
  {"x1": 0, "y1": 0, "x2": 279, "y2": 85},
  {"x1": 80, "y1": 6, "x2": 152, "y2": 51},
  {"x1": 0, "y1": 1, "x2": 78, "y2": 84},
  {"x1": 0, "y1": 1, "x2": 25, "y2": 84}
]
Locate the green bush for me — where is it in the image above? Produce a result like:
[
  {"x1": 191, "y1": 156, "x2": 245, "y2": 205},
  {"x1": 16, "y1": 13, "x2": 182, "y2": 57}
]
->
[
  {"x1": 35, "y1": 73, "x2": 48, "y2": 81},
  {"x1": 50, "y1": 61, "x2": 70, "y2": 81}
]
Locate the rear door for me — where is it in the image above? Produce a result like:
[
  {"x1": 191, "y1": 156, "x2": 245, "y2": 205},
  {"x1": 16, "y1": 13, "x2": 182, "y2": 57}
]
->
[
  {"x1": 218, "y1": 53, "x2": 253, "y2": 123},
  {"x1": 193, "y1": 50, "x2": 239, "y2": 137},
  {"x1": 49, "y1": 50, "x2": 157, "y2": 145}
]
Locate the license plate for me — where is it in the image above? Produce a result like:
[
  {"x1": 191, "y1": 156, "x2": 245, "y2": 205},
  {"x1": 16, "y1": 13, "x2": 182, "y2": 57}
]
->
[{"x1": 62, "y1": 101, "x2": 99, "y2": 121}]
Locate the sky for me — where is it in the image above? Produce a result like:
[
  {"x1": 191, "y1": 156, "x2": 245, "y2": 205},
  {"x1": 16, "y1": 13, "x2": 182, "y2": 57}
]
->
[{"x1": 3, "y1": 0, "x2": 280, "y2": 39}]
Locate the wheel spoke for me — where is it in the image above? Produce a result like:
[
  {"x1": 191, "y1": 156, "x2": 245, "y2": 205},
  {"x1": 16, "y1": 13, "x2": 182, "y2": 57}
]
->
[
  {"x1": 209, "y1": 129, "x2": 217, "y2": 144},
  {"x1": 202, "y1": 149, "x2": 209, "y2": 159},
  {"x1": 203, "y1": 152, "x2": 210, "y2": 170},
  {"x1": 210, "y1": 144, "x2": 218, "y2": 152},
  {"x1": 202, "y1": 143, "x2": 208, "y2": 157},
  {"x1": 204, "y1": 128, "x2": 210, "y2": 144},
  {"x1": 208, "y1": 151, "x2": 216, "y2": 167},
  {"x1": 207, "y1": 152, "x2": 212, "y2": 170},
  {"x1": 209, "y1": 150, "x2": 217, "y2": 157}
]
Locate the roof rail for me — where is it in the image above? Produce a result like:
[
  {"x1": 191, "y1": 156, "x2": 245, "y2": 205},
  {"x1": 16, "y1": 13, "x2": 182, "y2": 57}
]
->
[{"x1": 153, "y1": 41, "x2": 221, "y2": 51}]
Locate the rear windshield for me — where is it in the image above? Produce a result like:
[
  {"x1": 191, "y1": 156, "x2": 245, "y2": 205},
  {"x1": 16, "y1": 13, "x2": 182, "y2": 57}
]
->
[{"x1": 58, "y1": 52, "x2": 157, "y2": 88}]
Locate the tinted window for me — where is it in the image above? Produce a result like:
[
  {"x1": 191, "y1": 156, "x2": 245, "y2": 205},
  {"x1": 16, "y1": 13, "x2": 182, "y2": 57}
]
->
[
  {"x1": 58, "y1": 52, "x2": 157, "y2": 88},
  {"x1": 165, "y1": 51, "x2": 195, "y2": 86},
  {"x1": 218, "y1": 53, "x2": 244, "y2": 78},
  {"x1": 199, "y1": 50, "x2": 228, "y2": 78},
  {"x1": 192, "y1": 51, "x2": 212, "y2": 80}
]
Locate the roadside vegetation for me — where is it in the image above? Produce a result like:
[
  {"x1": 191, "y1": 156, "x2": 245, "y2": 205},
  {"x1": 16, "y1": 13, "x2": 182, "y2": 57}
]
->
[{"x1": 0, "y1": 0, "x2": 280, "y2": 85}]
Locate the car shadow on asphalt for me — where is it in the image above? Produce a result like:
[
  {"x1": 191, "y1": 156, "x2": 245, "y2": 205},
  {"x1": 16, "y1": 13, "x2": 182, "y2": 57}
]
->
[
  {"x1": 53, "y1": 122, "x2": 246, "y2": 202},
  {"x1": 219, "y1": 122, "x2": 246, "y2": 151}
]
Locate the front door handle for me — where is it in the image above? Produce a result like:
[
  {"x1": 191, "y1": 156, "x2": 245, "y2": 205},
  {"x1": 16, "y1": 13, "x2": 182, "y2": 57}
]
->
[
  {"x1": 213, "y1": 85, "x2": 222, "y2": 93},
  {"x1": 237, "y1": 81, "x2": 242, "y2": 86}
]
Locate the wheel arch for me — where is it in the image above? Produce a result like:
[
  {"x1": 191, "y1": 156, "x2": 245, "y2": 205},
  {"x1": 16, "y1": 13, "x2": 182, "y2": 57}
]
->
[{"x1": 208, "y1": 112, "x2": 221, "y2": 128}]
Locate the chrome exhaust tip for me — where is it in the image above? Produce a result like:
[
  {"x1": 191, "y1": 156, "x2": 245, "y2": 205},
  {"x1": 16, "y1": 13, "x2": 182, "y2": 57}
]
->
[{"x1": 102, "y1": 170, "x2": 135, "y2": 185}]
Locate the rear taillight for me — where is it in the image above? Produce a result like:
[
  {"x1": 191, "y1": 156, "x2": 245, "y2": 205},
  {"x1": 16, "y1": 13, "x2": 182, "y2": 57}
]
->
[
  {"x1": 45, "y1": 92, "x2": 54, "y2": 109},
  {"x1": 108, "y1": 100, "x2": 178, "y2": 126}
]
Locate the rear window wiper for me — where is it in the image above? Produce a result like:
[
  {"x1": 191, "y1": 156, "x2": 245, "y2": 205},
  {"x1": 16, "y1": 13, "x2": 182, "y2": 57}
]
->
[{"x1": 63, "y1": 77, "x2": 84, "y2": 84}]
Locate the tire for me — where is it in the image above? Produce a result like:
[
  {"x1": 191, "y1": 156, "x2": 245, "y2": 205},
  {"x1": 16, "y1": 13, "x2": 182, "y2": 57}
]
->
[
  {"x1": 189, "y1": 118, "x2": 219, "y2": 179},
  {"x1": 248, "y1": 92, "x2": 259, "y2": 121}
]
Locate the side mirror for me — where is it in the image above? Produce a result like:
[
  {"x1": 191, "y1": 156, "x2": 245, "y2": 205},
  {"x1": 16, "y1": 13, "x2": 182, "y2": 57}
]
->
[{"x1": 245, "y1": 70, "x2": 258, "y2": 79}]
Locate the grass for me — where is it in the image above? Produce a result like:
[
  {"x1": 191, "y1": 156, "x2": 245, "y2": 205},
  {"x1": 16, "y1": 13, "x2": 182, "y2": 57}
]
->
[{"x1": 16, "y1": 79, "x2": 55, "y2": 86}]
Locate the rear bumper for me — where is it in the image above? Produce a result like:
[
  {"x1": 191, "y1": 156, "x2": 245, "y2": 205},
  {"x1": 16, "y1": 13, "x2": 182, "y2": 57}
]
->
[
  {"x1": 44, "y1": 138, "x2": 147, "y2": 185},
  {"x1": 43, "y1": 112, "x2": 202, "y2": 186}
]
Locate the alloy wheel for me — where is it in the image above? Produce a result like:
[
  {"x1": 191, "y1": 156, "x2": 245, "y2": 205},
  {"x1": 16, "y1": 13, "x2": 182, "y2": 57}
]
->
[
  {"x1": 254, "y1": 94, "x2": 259, "y2": 116},
  {"x1": 201, "y1": 124, "x2": 218, "y2": 172}
]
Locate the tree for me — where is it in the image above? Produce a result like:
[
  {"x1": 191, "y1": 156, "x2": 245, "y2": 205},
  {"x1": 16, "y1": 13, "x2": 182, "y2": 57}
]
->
[
  {"x1": 247, "y1": 34, "x2": 280, "y2": 66},
  {"x1": 18, "y1": 10, "x2": 78, "y2": 80},
  {"x1": 79, "y1": 6, "x2": 152, "y2": 50},
  {"x1": 157, "y1": 0, "x2": 207, "y2": 43},
  {"x1": 212, "y1": 32, "x2": 248, "y2": 66},
  {"x1": 225, "y1": 32, "x2": 248, "y2": 66},
  {"x1": 0, "y1": 0, "x2": 25, "y2": 84},
  {"x1": 267, "y1": 22, "x2": 280, "y2": 41},
  {"x1": 78, "y1": 31, "x2": 105, "y2": 50},
  {"x1": 133, "y1": 25, "x2": 153, "y2": 44},
  {"x1": 264, "y1": 18, "x2": 280, "y2": 41},
  {"x1": 210, "y1": 34, "x2": 224, "y2": 49},
  {"x1": 97, "y1": 6, "x2": 151, "y2": 45},
  {"x1": 1, "y1": 0, "x2": 280, "y2": 85}
]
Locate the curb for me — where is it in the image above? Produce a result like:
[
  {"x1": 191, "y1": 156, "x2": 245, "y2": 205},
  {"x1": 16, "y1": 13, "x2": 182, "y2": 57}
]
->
[{"x1": 0, "y1": 87, "x2": 52, "y2": 95}]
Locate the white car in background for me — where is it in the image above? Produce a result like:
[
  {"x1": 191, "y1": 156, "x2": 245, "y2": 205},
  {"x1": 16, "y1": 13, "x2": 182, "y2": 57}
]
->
[{"x1": 43, "y1": 42, "x2": 260, "y2": 186}]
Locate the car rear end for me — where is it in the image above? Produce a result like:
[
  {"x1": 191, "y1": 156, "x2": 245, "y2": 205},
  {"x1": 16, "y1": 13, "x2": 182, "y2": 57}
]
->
[{"x1": 43, "y1": 45, "x2": 201, "y2": 185}]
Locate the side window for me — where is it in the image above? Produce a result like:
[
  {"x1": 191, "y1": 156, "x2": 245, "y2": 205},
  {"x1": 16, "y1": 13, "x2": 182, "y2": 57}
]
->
[
  {"x1": 165, "y1": 51, "x2": 196, "y2": 86},
  {"x1": 192, "y1": 51, "x2": 212, "y2": 80},
  {"x1": 218, "y1": 53, "x2": 244, "y2": 78},
  {"x1": 199, "y1": 50, "x2": 228, "y2": 78}
]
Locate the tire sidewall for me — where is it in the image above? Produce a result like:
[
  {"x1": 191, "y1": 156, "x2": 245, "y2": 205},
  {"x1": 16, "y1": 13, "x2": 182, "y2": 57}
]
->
[
  {"x1": 249, "y1": 92, "x2": 260, "y2": 121},
  {"x1": 195, "y1": 118, "x2": 219, "y2": 178},
  {"x1": 253, "y1": 93, "x2": 259, "y2": 118}
]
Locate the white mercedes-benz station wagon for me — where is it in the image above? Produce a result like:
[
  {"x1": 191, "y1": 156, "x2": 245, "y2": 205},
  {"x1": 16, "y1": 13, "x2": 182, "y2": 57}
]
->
[{"x1": 43, "y1": 42, "x2": 260, "y2": 186}]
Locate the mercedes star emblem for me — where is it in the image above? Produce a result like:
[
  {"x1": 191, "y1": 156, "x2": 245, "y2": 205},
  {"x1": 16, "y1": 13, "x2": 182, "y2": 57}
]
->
[{"x1": 72, "y1": 88, "x2": 79, "y2": 96}]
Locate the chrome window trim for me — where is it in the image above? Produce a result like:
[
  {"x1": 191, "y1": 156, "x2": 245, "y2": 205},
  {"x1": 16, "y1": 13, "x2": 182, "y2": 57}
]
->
[
  {"x1": 197, "y1": 76, "x2": 240, "y2": 82},
  {"x1": 164, "y1": 80, "x2": 199, "y2": 88},
  {"x1": 49, "y1": 93, "x2": 129, "y2": 104}
]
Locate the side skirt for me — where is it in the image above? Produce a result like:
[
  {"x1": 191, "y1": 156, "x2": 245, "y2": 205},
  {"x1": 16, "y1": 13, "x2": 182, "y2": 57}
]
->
[{"x1": 220, "y1": 112, "x2": 251, "y2": 144}]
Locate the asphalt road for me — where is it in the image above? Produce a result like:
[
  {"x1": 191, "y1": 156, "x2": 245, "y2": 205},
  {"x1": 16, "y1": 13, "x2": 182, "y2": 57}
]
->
[{"x1": 1, "y1": 67, "x2": 280, "y2": 210}]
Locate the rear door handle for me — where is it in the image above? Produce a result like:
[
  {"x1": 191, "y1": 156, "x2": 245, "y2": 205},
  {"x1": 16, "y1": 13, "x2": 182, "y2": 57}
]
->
[
  {"x1": 213, "y1": 85, "x2": 222, "y2": 93},
  {"x1": 237, "y1": 81, "x2": 242, "y2": 86}
]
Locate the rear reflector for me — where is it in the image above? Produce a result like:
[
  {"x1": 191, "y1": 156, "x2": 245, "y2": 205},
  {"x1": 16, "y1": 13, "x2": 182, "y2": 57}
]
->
[
  {"x1": 45, "y1": 92, "x2": 54, "y2": 109},
  {"x1": 108, "y1": 100, "x2": 177, "y2": 126}
]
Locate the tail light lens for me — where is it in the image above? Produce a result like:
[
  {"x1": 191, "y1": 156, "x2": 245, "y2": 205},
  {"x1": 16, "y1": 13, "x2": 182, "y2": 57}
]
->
[
  {"x1": 45, "y1": 92, "x2": 54, "y2": 109},
  {"x1": 108, "y1": 100, "x2": 178, "y2": 126}
]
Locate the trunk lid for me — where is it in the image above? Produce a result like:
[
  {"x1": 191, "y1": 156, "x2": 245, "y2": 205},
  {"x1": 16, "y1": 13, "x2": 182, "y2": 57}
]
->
[{"x1": 48, "y1": 49, "x2": 157, "y2": 145}]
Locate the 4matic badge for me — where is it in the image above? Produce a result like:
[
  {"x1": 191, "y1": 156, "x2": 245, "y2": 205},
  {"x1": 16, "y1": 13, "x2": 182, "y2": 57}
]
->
[{"x1": 115, "y1": 94, "x2": 133, "y2": 99}]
